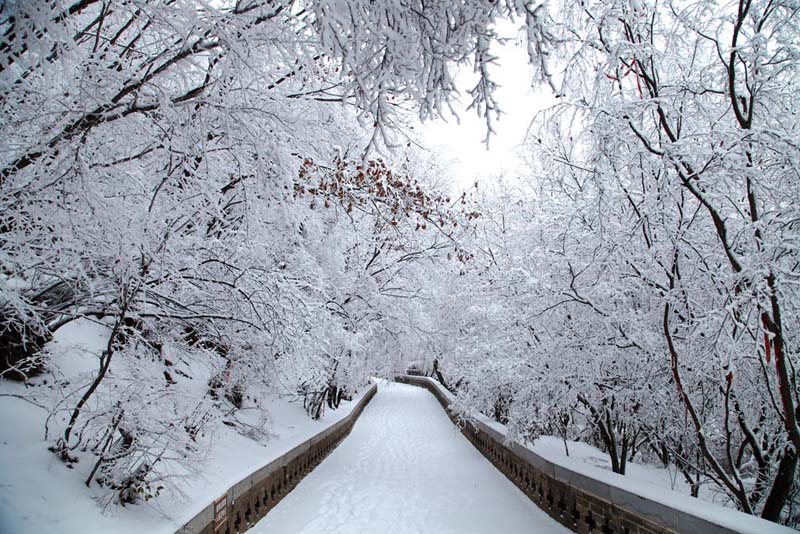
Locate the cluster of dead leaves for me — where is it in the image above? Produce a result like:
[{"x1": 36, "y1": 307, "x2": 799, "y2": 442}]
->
[{"x1": 295, "y1": 158, "x2": 479, "y2": 234}]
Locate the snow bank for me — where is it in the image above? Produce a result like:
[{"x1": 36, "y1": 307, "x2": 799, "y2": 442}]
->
[
  {"x1": 0, "y1": 376, "x2": 376, "y2": 534},
  {"x1": 176, "y1": 381, "x2": 378, "y2": 534}
]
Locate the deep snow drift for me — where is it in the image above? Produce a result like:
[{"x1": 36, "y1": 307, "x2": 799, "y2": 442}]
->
[{"x1": 251, "y1": 381, "x2": 569, "y2": 534}]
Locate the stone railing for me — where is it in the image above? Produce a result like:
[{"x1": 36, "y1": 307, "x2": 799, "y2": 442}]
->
[
  {"x1": 396, "y1": 375, "x2": 794, "y2": 534},
  {"x1": 176, "y1": 382, "x2": 378, "y2": 534}
]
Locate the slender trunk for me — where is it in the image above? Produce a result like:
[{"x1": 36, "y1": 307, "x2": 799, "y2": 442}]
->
[
  {"x1": 619, "y1": 432, "x2": 629, "y2": 475},
  {"x1": 578, "y1": 394, "x2": 625, "y2": 474},
  {"x1": 605, "y1": 409, "x2": 622, "y2": 474},
  {"x1": 58, "y1": 293, "x2": 130, "y2": 455},
  {"x1": 664, "y1": 299, "x2": 754, "y2": 514},
  {"x1": 432, "y1": 358, "x2": 449, "y2": 390},
  {"x1": 761, "y1": 448, "x2": 798, "y2": 522},
  {"x1": 85, "y1": 403, "x2": 124, "y2": 487}
]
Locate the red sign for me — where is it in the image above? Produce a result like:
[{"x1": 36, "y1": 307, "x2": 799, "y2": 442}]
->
[{"x1": 214, "y1": 495, "x2": 228, "y2": 532}]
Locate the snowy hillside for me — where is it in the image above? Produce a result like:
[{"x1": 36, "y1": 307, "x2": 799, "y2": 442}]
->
[{"x1": 0, "y1": 320, "x2": 372, "y2": 533}]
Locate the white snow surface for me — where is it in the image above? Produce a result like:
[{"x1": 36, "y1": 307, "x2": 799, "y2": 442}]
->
[
  {"x1": 0, "y1": 367, "x2": 370, "y2": 534},
  {"x1": 530, "y1": 436, "x2": 702, "y2": 499},
  {"x1": 251, "y1": 380, "x2": 569, "y2": 534}
]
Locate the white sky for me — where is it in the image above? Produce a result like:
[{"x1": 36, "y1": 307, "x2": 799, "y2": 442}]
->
[{"x1": 417, "y1": 19, "x2": 557, "y2": 192}]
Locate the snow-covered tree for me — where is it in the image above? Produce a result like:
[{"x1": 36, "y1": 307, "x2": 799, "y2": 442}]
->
[{"x1": 0, "y1": 0, "x2": 474, "y2": 504}]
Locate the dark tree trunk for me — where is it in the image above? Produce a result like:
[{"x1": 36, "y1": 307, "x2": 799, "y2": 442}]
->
[
  {"x1": 761, "y1": 447, "x2": 798, "y2": 522},
  {"x1": 432, "y1": 358, "x2": 449, "y2": 390}
]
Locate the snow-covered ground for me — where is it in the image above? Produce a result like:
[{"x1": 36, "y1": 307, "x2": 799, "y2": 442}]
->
[
  {"x1": 0, "y1": 368, "x2": 371, "y2": 534},
  {"x1": 251, "y1": 381, "x2": 569, "y2": 534},
  {"x1": 530, "y1": 436, "x2": 710, "y2": 500}
]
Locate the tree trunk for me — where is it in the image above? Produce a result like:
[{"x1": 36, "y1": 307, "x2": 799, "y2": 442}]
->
[{"x1": 761, "y1": 447, "x2": 798, "y2": 522}]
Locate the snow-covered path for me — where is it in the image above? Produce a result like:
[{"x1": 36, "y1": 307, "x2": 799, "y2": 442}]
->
[{"x1": 251, "y1": 381, "x2": 569, "y2": 534}]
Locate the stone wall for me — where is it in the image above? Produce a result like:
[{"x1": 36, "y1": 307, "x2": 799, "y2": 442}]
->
[
  {"x1": 176, "y1": 382, "x2": 377, "y2": 534},
  {"x1": 395, "y1": 375, "x2": 793, "y2": 534}
]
